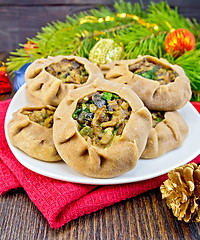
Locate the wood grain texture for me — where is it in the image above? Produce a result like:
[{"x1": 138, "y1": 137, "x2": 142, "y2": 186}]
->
[
  {"x1": 1, "y1": 188, "x2": 200, "y2": 240},
  {"x1": 0, "y1": 0, "x2": 200, "y2": 7},
  {"x1": 0, "y1": 0, "x2": 200, "y2": 52},
  {"x1": 1, "y1": 1, "x2": 200, "y2": 238},
  {"x1": 0, "y1": 5, "x2": 94, "y2": 52}
]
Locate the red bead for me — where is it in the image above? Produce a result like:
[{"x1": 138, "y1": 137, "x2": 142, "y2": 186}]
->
[
  {"x1": 24, "y1": 41, "x2": 37, "y2": 57},
  {"x1": 165, "y1": 28, "x2": 196, "y2": 57},
  {"x1": 24, "y1": 42, "x2": 37, "y2": 50}
]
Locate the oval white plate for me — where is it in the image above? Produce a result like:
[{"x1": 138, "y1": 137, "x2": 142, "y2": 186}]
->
[{"x1": 4, "y1": 84, "x2": 200, "y2": 185}]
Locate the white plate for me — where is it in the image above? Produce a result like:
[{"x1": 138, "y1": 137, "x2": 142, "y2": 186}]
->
[{"x1": 4, "y1": 84, "x2": 200, "y2": 185}]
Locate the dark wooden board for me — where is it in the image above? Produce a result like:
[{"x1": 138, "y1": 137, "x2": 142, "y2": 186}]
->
[
  {"x1": 1, "y1": 1, "x2": 200, "y2": 238},
  {"x1": 1, "y1": 188, "x2": 200, "y2": 240},
  {"x1": 0, "y1": 5, "x2": 95, "y2": 52},
  {"x1": 0, "y1": 0, "x2": 200, "y2": 7},
  {"x1": 0, "y1": 0, "x2": 114, "y2": 5}
]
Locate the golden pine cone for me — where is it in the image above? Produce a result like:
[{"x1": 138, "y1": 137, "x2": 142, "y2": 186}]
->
[{"x1": 160, "y1": 162, "x2": 200, "y2": 222}]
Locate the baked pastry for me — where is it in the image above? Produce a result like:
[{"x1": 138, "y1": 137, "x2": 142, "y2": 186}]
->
[
  {"x1": 8, "y1": 105, "x2": 61, "y2": 162},
  {"x1": 100, "y1": 60, "x2": 121, "y2": 77},
  {"x1": 53, "y1": 78, "x2": 152, "y2": 178},
  {"x1": 25, "y1": 55, "x2": 104, "y2": 106},
  {"x1": 141, "y1": 110, "x2": 188, "y2": 158},
  {"x1": 101, "y1": 55, "x2": 192, "y2": 111}
]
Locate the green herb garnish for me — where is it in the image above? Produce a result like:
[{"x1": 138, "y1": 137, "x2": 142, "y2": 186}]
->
[
  {"x1": 82, "y1": 103, "x2": 87, "y2": 110},
  {"x1": 72, "y1": 107, "x2": 81, "y2": 119},
  {"x1": 88, "y1": 99, "x2": 94, "y2": 104},
  {"x1": 112, "y1": 94, "x2": 120, "y2": 99},
  {"x1": 78, "y1": 122, "x2": 85, "y2": 128},
  {"x1": 137, "y1": 66, "x2": 159, "y2": 80},
  {"x1": 101, "y1": 92, "x2": 120, "y2": 101},
  {"x1": 82, "y1": 103, "x2": 90, "y2": 113},
  {"x1": 84, "y1": 108, "x2": 90, "y2": 113},
  {"x1": 155, "y1": 117, "x2": 163, "y2": 122},
  {"x1": 59, "y1": 75, "x2": 67, "y2": 80},
  {"x1": 101, "y1": 92, "x2": 113, "y2": 101},
  {"x1": 113, "y1": 127, "x2": 119, "y2": 135},
  {"x1": 81, "y1": 68, "x2": 88, "y2": 78}
]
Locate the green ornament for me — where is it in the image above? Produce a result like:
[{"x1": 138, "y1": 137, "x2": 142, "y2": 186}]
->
[{"x1": 89, "y1": 39, "x2": 124, "y2": 65}]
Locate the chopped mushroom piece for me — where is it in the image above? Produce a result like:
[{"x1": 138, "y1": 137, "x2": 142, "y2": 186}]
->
[
  {"x1": 22, "y1": 108, "x2": 55, "y2": 128},
  {"x1": 73, "y1": 91, "x2": 131, "y2": 148},
  {"x1": 129, "y1": 58, "x2": 178, "y2": 85},
  {"x1": 45, "y1": 59, "x2": 88, "y2": 84},
  {"x1": 151, "y1": 111, "x2": 165, "y2": 127}
]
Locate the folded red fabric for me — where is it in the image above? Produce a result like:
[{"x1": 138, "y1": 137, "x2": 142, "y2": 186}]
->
[{"x1": 0, "y1": 99, "x2": 200, "y2": 229}]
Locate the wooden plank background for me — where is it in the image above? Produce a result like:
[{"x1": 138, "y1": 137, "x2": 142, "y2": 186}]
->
[
  {"x1": 0, "y1": 0, "x2": 200, "y2": 53},
  {"x1": 1, "y1": 188, "x2": 200, "y2": 240}
]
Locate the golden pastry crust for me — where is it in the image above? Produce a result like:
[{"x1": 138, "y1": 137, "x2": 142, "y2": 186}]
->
[
  {"x1": 141, "y1": 111, "x2": 188, "y2": 158},
  {"x1": 8, "y1": 105, "x2": 61, "y2": 162},
  {"x1": 99, "y1": 60, "x2": 121, "y2": 77},
  {"x1": 53, "y1": 78, "x2": 152, "y2": 178},
  {"x1": 25, "y1": 55, "x2": 104, "y2": 106},
  {"x1": 101, "y1": 55, "x2": 192, "y2": 111}
]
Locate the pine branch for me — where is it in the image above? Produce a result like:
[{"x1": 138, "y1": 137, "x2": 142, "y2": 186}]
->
[
  {"x1": 114, "y1": 0, "x2": 146, "y2": 18},
  {"x1": 174, "y1": 50, "x2": 200, "y2": 90},
  {"x1": 191, "y1": 90, "x2": 200, "y2": 101},
  {"x1": 5, "y1": 0, "x2": 200, "y2": 102},
  {"x1": 124, "y1": 31, "x2": 168, "y2": 59},
  {"x1": 147, "y1": 1, "x2": 200, "y2": 40}
]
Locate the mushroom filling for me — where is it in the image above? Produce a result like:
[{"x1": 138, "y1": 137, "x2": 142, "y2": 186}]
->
[
  {"x1": 129, "y1": 58, "x2": 178, "y2": 85},
  {"x1": 73, "y1": 91, "x2": 132, "y2": 148},
  {"x1": 22, "y1": 108, "x2": 55, "y2": 128},
  {"x1": 151, "y1": 111, "x2": 165, "y2": 128},
  {"x1": 45, "y1": 59, "x2": 88, "y2": 84}
]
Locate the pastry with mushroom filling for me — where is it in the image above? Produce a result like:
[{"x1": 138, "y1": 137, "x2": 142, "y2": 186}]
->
[
  {"x1": 100, "y1": 60, "x2": 121, "y2": 77},
  {"x1": 73, "y1": 91, "x2": 132, "y2": 148},
  {"x1": 8, "y1": 105, "x2": 61, "y2": 162},
  {"x1": 101, "y1": 55, "x2": 192, "y2": 111},
  {"x1": 25, "y1": 55, "x2": 104, "y2": 107},
  {"x1": 141, "y1": 110, "x2": 188, "y2": 159},
  {"x1": 53, "y1": 78, "x2": 152, "y2": 178}
]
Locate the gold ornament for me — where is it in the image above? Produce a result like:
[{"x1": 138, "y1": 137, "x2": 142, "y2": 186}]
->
[
  {"x1": 160, "y1": 163, "x2": 200, "y2": 222},
  {"x1": 78, "y1": 13, "x2": 159, "y2": 32},
  {"x1": 89, "y1": 39, "x2": 124, "y2": 65}
]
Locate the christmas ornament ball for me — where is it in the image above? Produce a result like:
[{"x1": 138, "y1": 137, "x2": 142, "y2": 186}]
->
[
  {"x1": 0, "y1": 62, "x2": 12, "y2": 94},
  {"x1": 165, "y1": 28, "x2": 195, "y2": 57},
  {"x1": 89, "y1": 38, "x2": 123, "y2": 65}
]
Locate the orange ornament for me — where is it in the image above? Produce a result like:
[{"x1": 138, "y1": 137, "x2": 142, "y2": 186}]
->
[{"x1": 165, "y1": 28, "x2": 195, "y2": 57}]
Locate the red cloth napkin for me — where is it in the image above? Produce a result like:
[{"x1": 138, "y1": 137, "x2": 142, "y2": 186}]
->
[{"x1": 0, "y1": 99, "x2": 200, "y2": 229}]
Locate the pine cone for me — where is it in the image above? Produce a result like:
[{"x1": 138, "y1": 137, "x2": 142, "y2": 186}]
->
[{"x1": 160, "y1": 162, "x2": 200, "y2": 222}]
